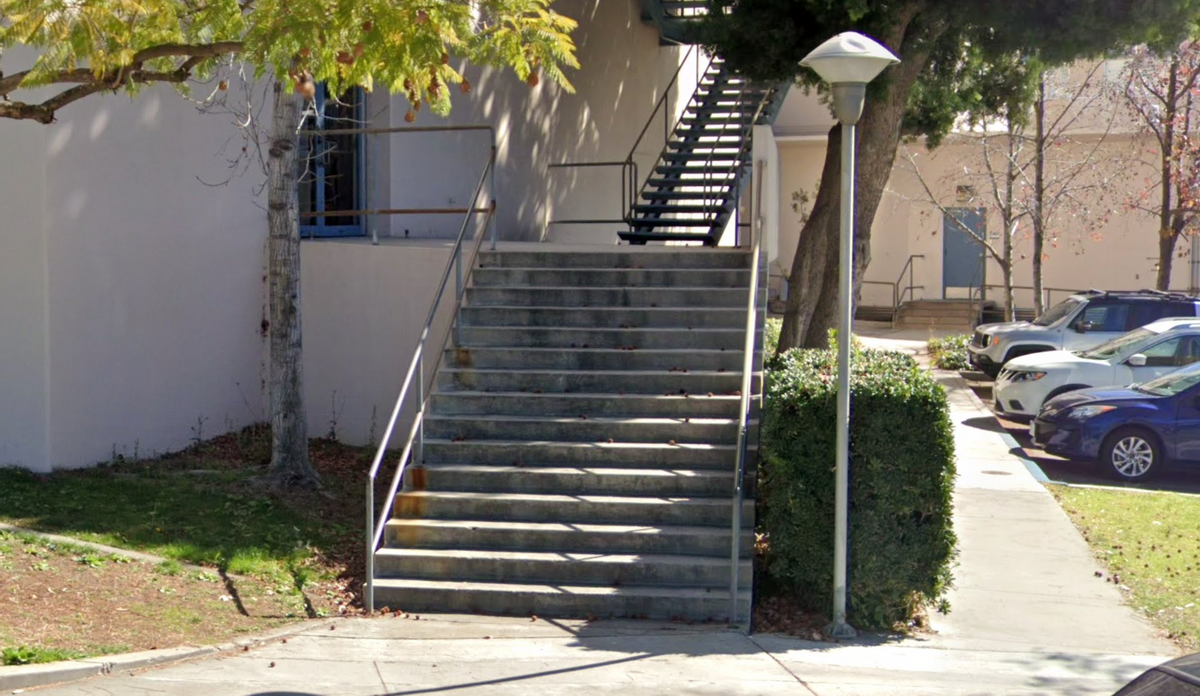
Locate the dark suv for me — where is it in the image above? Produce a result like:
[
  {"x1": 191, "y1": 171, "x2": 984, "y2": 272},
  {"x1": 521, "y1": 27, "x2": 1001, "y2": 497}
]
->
[{"x1": 968, "y1": 290, "x2": 1200, "y2": 377}]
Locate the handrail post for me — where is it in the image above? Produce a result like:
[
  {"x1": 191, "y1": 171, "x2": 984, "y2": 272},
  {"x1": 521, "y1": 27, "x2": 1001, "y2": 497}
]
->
[
  {"x1": 489, "y1": 142, "x2": 498, "y2": 250},
  {"x1": 416, "y1": 351, "x2": 425, "y2": 465},
  {"x1": 454, "y1": 242, "x2": 464, "y2": 346},
  {"x1": 365, "y1": 479, "x2": 374, "y2": 612}
]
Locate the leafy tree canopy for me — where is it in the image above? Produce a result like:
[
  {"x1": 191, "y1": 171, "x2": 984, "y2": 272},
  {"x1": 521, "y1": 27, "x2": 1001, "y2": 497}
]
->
[
  {"x1": 700, "y1": 0, "x2": 1200, "y2": 145},
  {"x1": 0, "y1": 0, "x2": 579, "y2": 122}
]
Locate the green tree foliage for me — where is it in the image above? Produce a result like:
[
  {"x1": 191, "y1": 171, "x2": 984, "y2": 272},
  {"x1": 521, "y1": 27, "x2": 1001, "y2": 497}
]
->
[
  {"x1": 699, "y1": 0, "x2": 1200, "y2": 351},
  {"x1": 0, "y1": 0, "x2": 579, "y2": 487},
  {"x1": 0, "y1": 0, "x2": 579, "y2": 121}
]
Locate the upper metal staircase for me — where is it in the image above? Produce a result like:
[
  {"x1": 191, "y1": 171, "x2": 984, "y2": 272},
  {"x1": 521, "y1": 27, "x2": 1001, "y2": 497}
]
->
[
  {"x1": 618, "y1": 1, "x2": 787, "y2": 246},
  {"x1": 620, "y1": 60, "x2": 779, "y2": 246}
]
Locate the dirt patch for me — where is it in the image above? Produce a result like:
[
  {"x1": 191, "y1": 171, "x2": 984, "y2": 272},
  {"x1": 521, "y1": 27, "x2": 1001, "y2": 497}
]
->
[
  {"x1": 0, "y1": 426, "x2": 383, "y2": 661},
  {"x1": 0, "y1": 530, "x2": 329, "y2": 659}
]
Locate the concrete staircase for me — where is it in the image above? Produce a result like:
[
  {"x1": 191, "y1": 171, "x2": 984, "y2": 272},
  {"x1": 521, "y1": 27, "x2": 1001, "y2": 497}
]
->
[
  {"x1": 896, "y1": 299, "x2": 979, "y2": 331},
  {"x1": 372, "y1": 248, "x2": 760, "y2": 623}
]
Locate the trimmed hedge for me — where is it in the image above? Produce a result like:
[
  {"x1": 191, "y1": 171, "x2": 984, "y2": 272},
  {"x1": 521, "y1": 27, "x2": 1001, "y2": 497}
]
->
[{"x1": 761, "y1": 346, "x2": 957, "y2": 628}]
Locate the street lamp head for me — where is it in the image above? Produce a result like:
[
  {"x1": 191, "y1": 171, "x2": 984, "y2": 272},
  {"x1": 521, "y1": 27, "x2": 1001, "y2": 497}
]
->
[
  {"x1": 801, "y1": 32, "x2": 899, "y2": 125},
  {"x1": 800, "y1": 32, "x2": 899, "y2": 85}
]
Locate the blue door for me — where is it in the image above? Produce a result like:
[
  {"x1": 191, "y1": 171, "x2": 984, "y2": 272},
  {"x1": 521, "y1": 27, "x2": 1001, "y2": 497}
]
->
[
  {"x1": 299, "y1": 85, "x2": 366, "y2": 238},
  {"x1": 942, "y1": 208, "x2": 986, "y2": 298}
]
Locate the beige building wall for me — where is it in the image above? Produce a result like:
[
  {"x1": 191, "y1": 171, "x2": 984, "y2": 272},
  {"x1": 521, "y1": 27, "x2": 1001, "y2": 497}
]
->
[
  {"x1": 301, "y1": 240, "x2": 452, "y2": 447},
  {"x1": 0, "y1": 43, "x2": 269, "y2": 470},
  {"x1": 375, "y1": 0, "x2": 704, "y2": 244}
]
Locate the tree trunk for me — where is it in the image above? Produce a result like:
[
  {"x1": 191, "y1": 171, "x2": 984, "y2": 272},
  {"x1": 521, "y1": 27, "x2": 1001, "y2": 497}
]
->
[
  {"x1": 1001, "y1": 261, "x2": 1015, "y2": 323},
  {"x1": 1032, "y1": 75, "x2": 1047, "y2": 316},
  {"x1": 777, "y1": 20, "x2": 937, "y2": 352},
  {"x1": 1159, "y1": 229, "x2": 1180, "y2": 290},
  {"x1": 266, "y1": 81, "x2": 319, "y2": 489},
  {"x1": 777, "y1": 125, "x2": 840, "y2": 351},
  {"x1": 1157, "y1": 59, "x2": 1180, "y2": 291}
]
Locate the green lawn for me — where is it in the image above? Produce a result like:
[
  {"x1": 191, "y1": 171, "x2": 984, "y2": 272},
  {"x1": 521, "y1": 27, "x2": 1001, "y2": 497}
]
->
[
  {"x1": 1052, "y1": 485, "x2": 1200, "y2": 649},
  {"x1": 0, "y1": 429, "x2": 367, "y2": 589}
]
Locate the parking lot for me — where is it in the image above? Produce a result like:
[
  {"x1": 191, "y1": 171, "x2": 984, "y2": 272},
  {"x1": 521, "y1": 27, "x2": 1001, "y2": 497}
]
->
[{"x1": 962, "y1": 370, "x2": 1200, "y2": 495}]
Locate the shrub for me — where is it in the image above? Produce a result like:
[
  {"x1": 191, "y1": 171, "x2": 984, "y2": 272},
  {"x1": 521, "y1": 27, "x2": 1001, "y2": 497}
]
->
[
  {"x1": 927, "y1": 334, "x2": 971, "y2": 371},
  {"x1": 761, "y1": 346, "x2": 957, "y2": 628}
]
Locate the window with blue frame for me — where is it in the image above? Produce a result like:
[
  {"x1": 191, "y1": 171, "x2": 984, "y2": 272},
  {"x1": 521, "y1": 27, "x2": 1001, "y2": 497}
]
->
[{"x1": 299, "y1": 85, "x2": 366, "y2": 238}]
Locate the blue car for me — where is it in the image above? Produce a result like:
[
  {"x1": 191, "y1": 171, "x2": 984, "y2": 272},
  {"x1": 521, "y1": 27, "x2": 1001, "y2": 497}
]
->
[{"x1": 1031, "y1": 361, "x2": 1200, "y2": 481}]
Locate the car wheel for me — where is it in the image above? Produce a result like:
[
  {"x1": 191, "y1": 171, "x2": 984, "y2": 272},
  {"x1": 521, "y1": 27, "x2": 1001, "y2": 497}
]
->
[{"x1": 1101, "y1": 427, "x2": 1161, "y2": 482}]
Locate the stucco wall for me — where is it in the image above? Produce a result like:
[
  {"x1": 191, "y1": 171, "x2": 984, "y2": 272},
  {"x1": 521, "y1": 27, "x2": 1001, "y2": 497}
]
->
[
  {"x1": 775, "y1": 131, "x2": 1186, "y2": 313},
  {"x1": 301, "y1": 240, "x2": 453, "y2": 446},
  {"x1": 377, "y1": 0, "x2": 702, "y2": 244},
  {"x1": 0, "y1": 120, "x2": 50, "y2": 470}
]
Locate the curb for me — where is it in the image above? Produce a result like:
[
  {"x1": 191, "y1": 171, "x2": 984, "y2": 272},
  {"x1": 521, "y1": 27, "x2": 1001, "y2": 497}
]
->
[
  {"x1": 0, "y1": 523, "x2": 214, "y2": 575},
  {"x1": 0, "y1": 618, "x2": 342, "y2": 692}
]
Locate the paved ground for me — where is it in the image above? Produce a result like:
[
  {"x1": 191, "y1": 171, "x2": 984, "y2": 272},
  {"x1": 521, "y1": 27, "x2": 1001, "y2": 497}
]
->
[
  {"x1": 18, "y1": 329, "x2": 1180, "y2": 696},
  {"x1": 964, "y1": 373, "x2": 1200, "y2": 495}
]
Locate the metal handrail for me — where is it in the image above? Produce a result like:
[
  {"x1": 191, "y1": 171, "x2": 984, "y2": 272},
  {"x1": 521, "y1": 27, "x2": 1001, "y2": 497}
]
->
[
  {"x1": 979, "y1": 283, "x2": 1086, "y2": 312},
  {"x1": 729, "y1": 159, "x2": 765, "y2": 627},
  {"x1": 542, "y1": 45, "x2": 701, "y2": 241},
  {"x1": 364, "y1": 143, "x2": 498, "y2": 612},
  {"x1": 895, "y1": 254, "x2": 924, "y2": 306}
]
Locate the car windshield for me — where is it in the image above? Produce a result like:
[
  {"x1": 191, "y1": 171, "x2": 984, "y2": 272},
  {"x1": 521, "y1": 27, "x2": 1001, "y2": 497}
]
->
[
  {"x1": 1079, "y1": 328, "x2": 1156, "y2": 360},
  {"x1": 1136, "y1": 362, "x2": 1200, "y2": 396},
  {"x1": 1032, "y1": 298, "x2": 1082, "y2": 327}
]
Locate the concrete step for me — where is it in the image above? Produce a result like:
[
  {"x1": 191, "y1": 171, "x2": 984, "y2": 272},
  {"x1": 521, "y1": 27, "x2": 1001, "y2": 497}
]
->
[
  {"x1": 423, "y1": 438, "x2": 745, "y2": 469},
  {"x1": 476, "y1": 250, "x2": 749, "y2": 270},
  {"x1": 370, "y1": 578, "x2": 749, "y2": 621},
  {"x1": 455, "y1": 326, "x2": 752, "y2": 350},
  {"x1": 374, "y1": 548, "x2": 752, "y2": 589},
  {"x1": 392, "y1": 490, "x2": 754, "y2": 527},
  {"x1": 437, "y1": 368, "x2": 754, "y2": 395},
  {"x1": 384, "y1": 518, "x2": 753, "y2": 557},
  {"x1": 457, "y1": 306, "x2": 746, "y2": 329},
  {"x1": 428, "y1": 391, "x2": 745, "y2": 418},
  {"x1": 423, "y1": 415, "x2": 744, "y2": 445},
  {"x1": 471, "y1": 267, "x2": 750, "y2": 288},
  {"x1": 405, "y1": 463, "x2": 736, "y2": 497},
  {"x1": 464, "y1": 286, "x2": 757, "y2": 308},
  {"x1": 442, "y1": 347, "x2": 752, "y2": 371}
]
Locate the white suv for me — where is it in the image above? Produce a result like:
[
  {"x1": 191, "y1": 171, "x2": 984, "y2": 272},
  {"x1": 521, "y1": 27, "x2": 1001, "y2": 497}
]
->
[
  {"x1": 993, "y1": 318, "x2": 1200, "y2": 420},
  {"x1": 969, "y1": 290, "x2": 1200, "y2": 377}
]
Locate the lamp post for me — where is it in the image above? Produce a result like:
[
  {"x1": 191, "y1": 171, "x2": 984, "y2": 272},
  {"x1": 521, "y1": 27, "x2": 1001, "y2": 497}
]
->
[{"x1": 800, "y1": 32, "x2": 899, "y2": 639}]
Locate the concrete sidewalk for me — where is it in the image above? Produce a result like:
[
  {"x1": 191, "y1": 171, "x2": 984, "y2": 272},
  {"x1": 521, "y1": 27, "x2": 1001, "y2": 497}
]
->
[
  {"x1": 21, "y1": 342, "x2": 1179, "y2": 696},
  {"x1": 21, "y1": 613, "x2": 1171, "y2": 696},
  {"x1": 923, "y1": 372, "x2": 1174, "y2": 657}
]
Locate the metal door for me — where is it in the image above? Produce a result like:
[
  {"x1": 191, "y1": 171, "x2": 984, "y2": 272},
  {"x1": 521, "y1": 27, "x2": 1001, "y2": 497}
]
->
[{"x1": 942, "y1": 208, "x2": 986, "y2": 298}]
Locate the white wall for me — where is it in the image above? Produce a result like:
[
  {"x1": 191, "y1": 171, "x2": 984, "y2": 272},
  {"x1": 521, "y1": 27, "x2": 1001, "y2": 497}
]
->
[
  {"x1": 0, "y1": 77, "x2": 271, "y2": 469},
  {"x1": 0, "y1": 120, "x2": 50, "y2": 470},
  {"x1": 377, "y1": 0, "x2": 702, "y2": 244},
  {"x1": 301, "y1": 240, "x2": 452, "y2": 446}
]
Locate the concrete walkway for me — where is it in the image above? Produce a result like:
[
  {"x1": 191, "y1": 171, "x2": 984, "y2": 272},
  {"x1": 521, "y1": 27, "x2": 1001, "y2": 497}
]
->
[{"x1": 21, "y1": 334, "x2": 1179, "y2": 696}]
